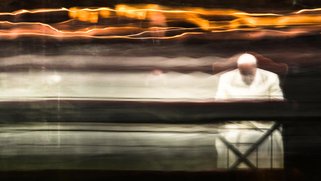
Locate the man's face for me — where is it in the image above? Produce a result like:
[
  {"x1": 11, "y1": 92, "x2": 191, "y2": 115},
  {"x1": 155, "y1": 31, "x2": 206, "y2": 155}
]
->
[{"x1": 238, "y1": 63, "x2": 257, "y2": 85}]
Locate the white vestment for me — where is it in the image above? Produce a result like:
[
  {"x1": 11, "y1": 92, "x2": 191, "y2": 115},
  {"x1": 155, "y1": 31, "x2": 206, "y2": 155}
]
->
[
  {"x1": 215, "y1": 68, "x2": 284, "y2": 100},
  {"x1": 215, "y1": 68, "x2": 284, "y2": 168}
]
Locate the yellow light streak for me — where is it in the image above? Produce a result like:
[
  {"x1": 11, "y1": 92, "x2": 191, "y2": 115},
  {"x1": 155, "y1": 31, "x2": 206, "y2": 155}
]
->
[{"x1": 0, "y1": 4, "x2": 319, "y2": 40}]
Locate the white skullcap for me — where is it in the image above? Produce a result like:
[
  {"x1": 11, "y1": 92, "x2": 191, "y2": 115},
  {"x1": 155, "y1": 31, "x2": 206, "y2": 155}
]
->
[{"x1": 237, "y1": 53, "x2": 257, "y2": 65}]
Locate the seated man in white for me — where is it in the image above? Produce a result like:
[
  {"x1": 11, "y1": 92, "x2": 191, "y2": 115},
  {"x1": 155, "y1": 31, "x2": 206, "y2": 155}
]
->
[
  {"x1": 215, "y1": 53, "x2": 284, "y2": 100},
  {"x1": 214, "y1": 53, "x2": 284, "y2": 169}
]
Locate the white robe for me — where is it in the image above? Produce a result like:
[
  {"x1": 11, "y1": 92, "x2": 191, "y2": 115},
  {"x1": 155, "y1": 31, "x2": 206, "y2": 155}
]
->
[
  {"x1": 215, "y1": 68, "x2": 284, "y2": 100},
  {"x1": 214, "y1": 69, "x2": 284, "y2": 168},
  {"x1": 215, "y1": 121, "x2": 284, "y2": 169}
]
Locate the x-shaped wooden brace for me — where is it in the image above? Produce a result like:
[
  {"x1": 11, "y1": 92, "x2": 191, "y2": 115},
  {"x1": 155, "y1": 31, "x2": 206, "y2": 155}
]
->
[{"x1": 218, "y1": 122, "x2": 281, "y2": 170}]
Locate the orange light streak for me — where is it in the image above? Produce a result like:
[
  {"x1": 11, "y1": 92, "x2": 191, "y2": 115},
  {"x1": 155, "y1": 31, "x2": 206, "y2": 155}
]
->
[
  {"x1": 0, "y1": 8, "x2": 69, "y2": 16},
  {"x1": 0, "y1": 4, "x2": 320, "y2": 40}
]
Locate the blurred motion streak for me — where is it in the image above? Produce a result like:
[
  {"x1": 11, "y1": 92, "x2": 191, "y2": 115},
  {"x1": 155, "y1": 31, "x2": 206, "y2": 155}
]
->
[{"x1": 0, "y1": 4, "x2": 320, "y2": 40}]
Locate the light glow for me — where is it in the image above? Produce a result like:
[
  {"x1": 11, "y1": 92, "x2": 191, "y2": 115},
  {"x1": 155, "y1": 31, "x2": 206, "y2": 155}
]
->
[{"x1": 0, "y1": 5, "x2": 320, "y2": 40}]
